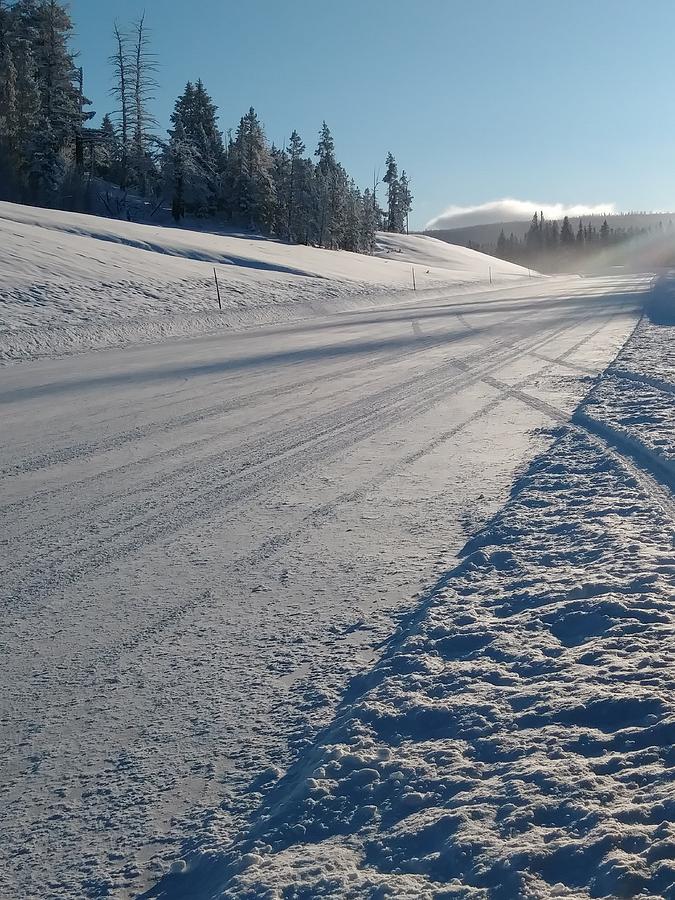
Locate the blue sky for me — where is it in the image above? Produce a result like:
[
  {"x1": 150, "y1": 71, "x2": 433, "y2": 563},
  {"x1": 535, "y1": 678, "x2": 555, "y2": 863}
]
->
[{"x1": 68, "y1": 0, "x2": 675, "y2": 228}]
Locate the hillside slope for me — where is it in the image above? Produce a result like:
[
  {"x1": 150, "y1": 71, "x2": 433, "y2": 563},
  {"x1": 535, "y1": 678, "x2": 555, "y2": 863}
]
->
[{"x1": 0, "y1": 202, "x2": 531, "y2": 361}]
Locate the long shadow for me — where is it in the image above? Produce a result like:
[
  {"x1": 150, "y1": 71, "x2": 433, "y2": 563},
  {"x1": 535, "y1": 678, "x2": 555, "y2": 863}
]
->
[
  {"x1": 0, "y1": 325, "x2": 479, "y2": 404},
  {"x1": 138, "y1": 431, "x2": 566, "y2": 900},
  {"x1": 252, "y1": 286, "x2": 646, "y2": 338},
  {"x1": 49, "y1": 226, "x2": 322, "y2": 278},
  {"x1": 0, "y1": 289, "x2": 645, "y2": 406}
]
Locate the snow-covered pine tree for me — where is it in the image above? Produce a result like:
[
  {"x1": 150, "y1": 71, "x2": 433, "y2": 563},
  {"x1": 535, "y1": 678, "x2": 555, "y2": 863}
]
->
[
  {"x1": 360, "y1": 187, "x2": 377, "y2": 253},
  {"x1": 31, "y1": 1, "x2": 82, "y2": 147},
  {"x1": 164, "y1": 113, "x2": 201, "y2": 222},
  {"x1": 383, "y1": 151, "x2": 399, "y2": 232},
  {"x1": 0, "y1": 42, "x2": 17, "y2": 193},
  {"x1": 341, "y1": 181, "x2": 363, "y2": 252},
  {"x1": 2, "y1": 0, "x2": 83, "y2": 202},
  {"x1": 227, "y1": 107, "x2": 275, "y2": 231},
  {"x1": 285, "y1": 129, "x2": 305, "y2": 241},
  {"x1": 96, "y1": 112, "x2": 119, "y2": 179},
  {"x1": 398, "y1": 170, "x2": 412, "y2": 233},
  {"x1": 26, "y1": 114, "x2": 64, "y2": 202},
  {"x1": 166, "y1": 80, "x2": 224, "y2": 216},
  {"x1": 291, "y1": 154, "x2": 316, "y2": 245},
  {"x1": 190, "y1": 79, "x2": 225, "y2": 214},
  {"x1": 270, "y1": 143, "x2": 290, "y2": 238}
]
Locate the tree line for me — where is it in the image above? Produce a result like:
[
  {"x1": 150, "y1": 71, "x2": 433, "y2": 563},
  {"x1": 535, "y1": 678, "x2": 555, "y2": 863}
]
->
[
  {"x1": 486, "y1": 212, "x2": 675, "y2": 272},
  {"x1": 0, "y1": 1, "x2": 413, "y2": 253}
]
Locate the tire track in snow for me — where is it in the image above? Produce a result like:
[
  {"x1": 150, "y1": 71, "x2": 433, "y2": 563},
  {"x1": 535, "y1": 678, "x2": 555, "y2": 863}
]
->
[
  {"x1": 1, "y1": 309, "x2": 501, "y2": 477},
  {"x1": 2, "y1": 314, "x2": 593, "y2": 609},
  {"x1": 573, "y1": 411, "x2": 675, "y2": 522},
  {"x1": 2, "y1": 311, "x2": 580, "y2": 541},
  {"x1": 87, "y1": 315, "x2": 621, "y2": 658}
]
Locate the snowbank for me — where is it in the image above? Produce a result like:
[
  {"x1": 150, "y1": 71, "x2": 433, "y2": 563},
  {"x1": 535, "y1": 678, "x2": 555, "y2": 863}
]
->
[
  {"x1": 218, "y1": 423, "x2": 675, "y2": 899},
  {"x1": 0, "y1": 202, "x2": 530, "y2": 362},
  {"x1": 648, "y1": 273, "x2": 675, "y2": 325},
  {"x1": 578, "y1": 316, "x2": 675, "y2": 489}
]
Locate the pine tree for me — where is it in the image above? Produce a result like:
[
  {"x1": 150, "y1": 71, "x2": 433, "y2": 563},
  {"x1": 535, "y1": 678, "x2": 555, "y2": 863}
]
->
[
  {"x1": 270, "y1": 143, "x2": 290, "y2": 237},
  {"x1": 0, "y1": 45, "x2": 16, "y2": 140},
  {"x1": 600, "y1": 218, "x2": 610, "y2": 241},
  {"x1": 360, "y1": 187, "x2": 377, "y2": 253},
  {"x1": 497, "y1": 229, "x2": 507, "y2": 257},
  {"x1": 227, "y1": 107, "x2": 275, "y2": 230},
  {"x1": 383, "y1": 151, "x2": 400, "y2": 232},
  {"x1": 27, "y1": 114, "x2": 64, "y2": 202},
  {"x1": 164, "y1": 113, "x2": 201, "y2": 222},
  {"x1": 314, "y1": 121, "x2": 338, "y2": 246},
  {"x1": 97, "y1": 112, "x2": 119, "y2": 178},
  {"x1": 399, "y1": 170, "x2": 413, "y2": 233},
  {"x1": 166, "y1": 79, "x2": 224, "y2": 216},
  {"x1": 315, "y1": 121, "x2": 335, "y2": 175},
  {"x1": 32, "y1": 0, "x2": 81, "y2": 146},
  {"x1": 2, "y1": 0, "x2": 84, "y2": 201},
  {"x1": 560, "y1": 215, "x2": 575, "y2": 245},
  {"x1": 526, "y1": 212, "x2": 540, "y2": 251},
  {"x1": 286, "y1": 129, "x2": 305, "y2": 241}
]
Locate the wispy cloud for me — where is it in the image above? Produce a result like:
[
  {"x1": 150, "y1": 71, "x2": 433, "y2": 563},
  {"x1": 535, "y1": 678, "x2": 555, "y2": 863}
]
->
[{"x1": 425, "y1": 198, "x2": 617, "y2": 230}]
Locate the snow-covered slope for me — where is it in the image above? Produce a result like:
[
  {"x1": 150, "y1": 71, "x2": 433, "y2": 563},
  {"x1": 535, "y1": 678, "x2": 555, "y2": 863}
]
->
[
  {"x1": 374, "y1": 231, "x2": 525, "y2": 276},
  {"x1": 0, "y1": 201, "x2": 531, "y2": 361}
]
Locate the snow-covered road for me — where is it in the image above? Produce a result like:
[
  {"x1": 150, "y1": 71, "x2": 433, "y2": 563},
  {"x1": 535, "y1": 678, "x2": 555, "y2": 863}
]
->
[{"x1": 0, "y1": 275, "x2": 646, "y2": 898}]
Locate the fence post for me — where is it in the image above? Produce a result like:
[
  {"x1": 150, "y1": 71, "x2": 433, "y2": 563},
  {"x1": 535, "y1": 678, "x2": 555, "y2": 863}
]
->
[
  {"x1": 412, "y1": 267, "x2": 416, "y2": 291},
  {"x1": 213, "y1": 267, "x2": 222, "y2": 311}
]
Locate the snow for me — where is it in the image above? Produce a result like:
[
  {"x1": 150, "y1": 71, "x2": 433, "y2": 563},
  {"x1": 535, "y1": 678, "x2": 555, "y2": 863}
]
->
[
  {"x1": 0, "y1": 239, "x2": 648, "y2": 900},
  {"x1": 224, "y1": 424, "x2": 675, "y2": 898},
  {"x1": 0, "y1": 201, "x2": 531, "y2": 362},
  {"x1": 201, "y1": 313, "x2": 675, "y2": 900}
]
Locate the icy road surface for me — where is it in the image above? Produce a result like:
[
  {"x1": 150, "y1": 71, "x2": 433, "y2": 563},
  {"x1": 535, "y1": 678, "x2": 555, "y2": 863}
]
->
[{"x1": 0, "y1": 276, "x2": 645, "y2": 898}]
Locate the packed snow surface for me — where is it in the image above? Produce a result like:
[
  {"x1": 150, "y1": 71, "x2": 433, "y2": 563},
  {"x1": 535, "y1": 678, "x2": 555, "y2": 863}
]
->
[
  {"x1": 174, "y1": 310, "x2": 675, "y2": 900},
  {"x1": 0, "y1": 201, "x2": 530, "y2": 361},
  {"x1": 0, "y1": 262, "x2": 649, "y2": 898}
]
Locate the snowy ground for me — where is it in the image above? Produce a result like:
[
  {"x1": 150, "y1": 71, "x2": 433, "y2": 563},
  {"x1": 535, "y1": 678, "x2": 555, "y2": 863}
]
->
[
  {"x1": 156, "y1": 304, "x2": 675, "y2": 899},
  {"x1": 0, "y1": 258, "x2": 648, "y2": 897},
  {"x1": 0, "y1": 202, "x2": 530, "y2": 362}
]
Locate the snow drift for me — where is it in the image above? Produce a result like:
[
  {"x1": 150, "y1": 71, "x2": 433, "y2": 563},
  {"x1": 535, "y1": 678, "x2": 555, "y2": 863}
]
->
[{"x1": 0, "y1": 202, "x2": 531, "y2": 362}]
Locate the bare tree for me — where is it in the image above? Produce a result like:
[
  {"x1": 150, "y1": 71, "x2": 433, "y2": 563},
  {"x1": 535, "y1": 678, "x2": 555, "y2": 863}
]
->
[
  {"x1": 109, "y1": 22, "x2": 130, "y2": 187},
  {"x1": 130, "y1": 13, "x2": 158, "y2": 195}
]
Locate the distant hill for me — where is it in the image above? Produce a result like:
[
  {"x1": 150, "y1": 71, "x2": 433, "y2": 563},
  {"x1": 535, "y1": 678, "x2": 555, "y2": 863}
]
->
[{"x1": 424, "y1": 213, "x2": 675, "y2": 249}]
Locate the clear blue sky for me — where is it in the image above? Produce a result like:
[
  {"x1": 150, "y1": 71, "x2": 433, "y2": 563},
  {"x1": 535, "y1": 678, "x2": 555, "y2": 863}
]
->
[{"x1": 68, "y1": 0, "x2": 675, "y2": 228}]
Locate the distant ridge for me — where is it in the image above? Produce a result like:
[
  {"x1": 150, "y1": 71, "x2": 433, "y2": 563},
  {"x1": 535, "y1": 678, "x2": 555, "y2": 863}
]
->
[{"x1": 424, "y1": 212, "x2": 675, "y2": 249}]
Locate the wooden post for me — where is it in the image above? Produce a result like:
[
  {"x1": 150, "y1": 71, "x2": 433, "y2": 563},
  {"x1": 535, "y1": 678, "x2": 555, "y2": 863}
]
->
[
  {"x1": 489, "y1": 266, "x2": 492, "y2": 285},
  {"x1": 213, "y1": 267, "x2": 222, "y2": 310},
  {"x1": 412, "y1": 267, "x2": 416, "y2": 291}
]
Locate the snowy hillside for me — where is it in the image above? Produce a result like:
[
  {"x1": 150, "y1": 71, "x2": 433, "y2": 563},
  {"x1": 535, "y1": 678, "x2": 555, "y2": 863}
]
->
[{"x1": 0, "y1": 202, "x2": 531, "y2": 361}]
